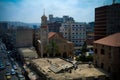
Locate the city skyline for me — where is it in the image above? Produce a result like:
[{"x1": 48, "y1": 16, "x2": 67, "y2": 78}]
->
[{"x1": 0, "y1": 0, "x2": 120, "y2": 23}]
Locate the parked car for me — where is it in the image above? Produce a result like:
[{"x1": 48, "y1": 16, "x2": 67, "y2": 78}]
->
[
  {"x1": 11, "y1": 69, "x2": 16, "y2": 75},
  {"x1": 0, "y1": 63, "x2": 5, "y2": 70},
  {"x1": 17, "y1": 72, "x2": 25, "y2": 80},
  {"x1": 13, "y1": 65, "x2": 17, "y2": 70},
  {"x1": 5, "y1": 72, "x2": 11, "y2": 80},
  {"x1": 6, "y1": 62, "x2": 10, "y2": 66}
]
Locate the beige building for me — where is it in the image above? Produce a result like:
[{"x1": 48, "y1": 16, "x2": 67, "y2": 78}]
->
[
  {"x1": 15, "y1": 28, "x2": 33, "y2": 48},
  {"x1": 94, "y1": 33, "x2": 120, "y2": 80},
  {"x1": 37, "y1": 32, "x2": 74, "y2": 58}
]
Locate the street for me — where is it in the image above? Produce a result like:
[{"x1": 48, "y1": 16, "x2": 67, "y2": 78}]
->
[{"x1": 0, "y1": 41, "x2": 25, "y2": 80}]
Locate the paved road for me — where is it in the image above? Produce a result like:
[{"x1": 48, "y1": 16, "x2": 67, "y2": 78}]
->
[{"x1": 0, "y1": 42, "x2": 19, "y2": 80}]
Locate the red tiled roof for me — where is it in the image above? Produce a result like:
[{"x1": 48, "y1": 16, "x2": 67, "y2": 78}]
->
[
  {"x1": 94, "y1": 33, "x2": 120, "y2": 47},
  {"x1": 48, "y1": 32, "x2": 56, "y2": 39}
]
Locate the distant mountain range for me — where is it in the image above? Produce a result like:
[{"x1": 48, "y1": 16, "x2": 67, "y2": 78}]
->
[{"x1": 0, "y1": 21, "x2": 40, "y2": 28}]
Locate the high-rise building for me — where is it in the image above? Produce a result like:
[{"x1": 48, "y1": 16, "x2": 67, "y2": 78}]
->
[
  {"x1": 48, "y1": 14, "x2": 74, "y2": 23},
  {"x1": 86, "y1": 22, "x2": 94, "y2": 45},
  {"x1": 48, "y1": 14, "x2": 74, "y2": 33},
  {"x1": 94, "y1": 3, "x2": 120, "y2": 40},
  {"x1": 48, "y1": 22, "x2": 61, "y2": 32},
  {"x1": 60, "y1": 21, "x2": 87, "y2": 47}
]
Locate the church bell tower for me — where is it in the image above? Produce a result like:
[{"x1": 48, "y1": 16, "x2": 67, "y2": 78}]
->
[{"x1": 40, "y1": 10, "x2": 48, "y2": 57}]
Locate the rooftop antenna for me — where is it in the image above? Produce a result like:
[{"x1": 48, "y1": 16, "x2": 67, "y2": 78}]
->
[{"x1": 43, "y1": 8, "x2": 45, "y2": 15}]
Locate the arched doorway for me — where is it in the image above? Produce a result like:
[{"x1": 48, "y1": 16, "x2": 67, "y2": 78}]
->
[
  {"x1": 63, "y1": 52, "x2": 67, "y2": 58},
  {"x1": 101, "y1": 63, "x2": 104, "y2": 69},
  {"x1": 55, "y1": 53, "x2": 61, "y2": 57}
]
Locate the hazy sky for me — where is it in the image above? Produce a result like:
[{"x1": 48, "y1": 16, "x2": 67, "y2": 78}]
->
[{"x1": 0, "y1": 0, "x2": 120, "y2": 23}]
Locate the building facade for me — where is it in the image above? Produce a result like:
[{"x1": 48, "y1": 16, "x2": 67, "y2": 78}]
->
[
  {"x1": 48, "y1": 14, "x2": 74, "y2": 23},
  {"x1": 94, "y1": 3, "x2": 120, "y2": 40},
  {"x1": 94, "y1": 33, "x2": 120, "y2": 80},
  {"x1": 15, "y1": 28, "x2": 33, "y2": 48},
  {"x1": 86, "y1": 22, "x2": 94, "y2": 45},
  {"x1": 47, "y1": 22, "x2": 61, "y2": 32},
  {"x1": 60, "y1": 22, "x2": 87, "y2": 47}
]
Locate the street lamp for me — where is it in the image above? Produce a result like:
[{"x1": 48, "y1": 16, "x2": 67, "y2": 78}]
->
[{"x1": 37, "y1": 40, "x2": 43, "y2": 57}]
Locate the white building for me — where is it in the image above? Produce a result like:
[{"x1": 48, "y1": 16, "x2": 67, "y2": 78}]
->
[{"x1": 60, "y1": 22, "x2": 87, "y2": 47}]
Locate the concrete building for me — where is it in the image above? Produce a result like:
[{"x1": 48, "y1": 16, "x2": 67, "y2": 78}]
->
[
  {"x1": 0, "y1": 22, "x2": 8, "y2": 37},
  {"x1": 48, "y1": 14, "x2": 74, "y2": 23},
  {"x1": 37, "y1": 32, "x2": 74, "y2": 58},
  {"x1": 86, "y1": 22, "x2": 94, "y2": 45},
  {"x1": 94, "y1": 33, "x2": 120, "y2": 80},
  {"x1": 30, "y1": 58, "x2": 109, "y2": 80},
  {"x1": 48, "y1": 14, "x2": 74, "y2": 33},
  {"x1": 15, "y1": 28, "x2": 33, "y2": 48},
  {"x1": 60, "y1": 22, "x2": 87, "y2": 47},
  {"x1": 94, "y1": 3, "x2": 120, "y2": 40},
  {"x1": 47, "y1": 22, "x2": 61, "y2": 32}
]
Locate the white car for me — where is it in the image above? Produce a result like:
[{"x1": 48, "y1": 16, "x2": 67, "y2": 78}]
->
[
  {"x1": 11, "y1": 69, "x2": 16, "y2": 75},
  {"x1": 17, "y1": 73, "x2": 25, "y2": 80},
  {"x1": 13, "y1": 65, "x2": 17, "y2": 70}
]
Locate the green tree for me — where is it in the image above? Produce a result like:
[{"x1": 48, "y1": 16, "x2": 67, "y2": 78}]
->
[
  {"x1": 81, "y1": 41, "x2": 88, "y2": 55},
  {"x1": 76, "y1": 41, "x2": 88, "y2": 62}
]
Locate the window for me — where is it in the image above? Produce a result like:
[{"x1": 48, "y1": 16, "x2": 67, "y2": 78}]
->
[
  {"x1": 101, "y1": 49, "x2": 105, "y2": 55},
  {"x1": 101, "y1": 63, "x2": 104, "y2": 69},
  {"x1": 95, "y1": 49, "x2": 97, "y2": 54},
  {"x1": 109, "y1": 46, "x2": 111, "y2": 50},
  {"x1": 109, "y1": 52, "x2": 111, "y2": 58},
  {"x1": 108, "y1": 67, "x2": 111, "y2": 73}
]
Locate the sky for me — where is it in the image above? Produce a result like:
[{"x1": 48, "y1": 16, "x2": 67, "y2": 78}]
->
[{"x1": 0, "y1": 0, "x2": 120, "y2": 23}]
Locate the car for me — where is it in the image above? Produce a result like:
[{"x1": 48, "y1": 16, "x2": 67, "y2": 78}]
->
[
  {"x1": 11, "y1": 69, "x2": 16, "y2": 75},
  {"x1": 13, "y1": 65, "x2": 17, "y2": 70},
  {"x1": 6, "y1": 62, "x2": 10, "y2": 66},
  {"x1": 17, "y1": 73, "x2": 25, "y2": 80},
  {"x1": 5, "y1": 72, "x2": 11, "y2": 79},
  {"x1": 0, "y1": 63, "x2": 5, "y2": 70}
]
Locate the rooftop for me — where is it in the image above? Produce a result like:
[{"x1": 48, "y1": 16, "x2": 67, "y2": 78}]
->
[
  {"x1": 31, "y1": 58, "x2": 108, "y2": 80},
  {"x1": 18, "y1": 47, "x2": 38, "y2": 58},
  {"x1": 94, "y1": 33, "x2": 120, "y2": 47}
]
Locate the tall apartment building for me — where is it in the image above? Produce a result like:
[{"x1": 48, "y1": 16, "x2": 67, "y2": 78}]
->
[
  {"x1": 48, "y1": 14, "x2": 74, "y2": 23},
  {"x1": 94, "y1": 3, "x2": 120, "y2": 40},
  {"x1": 60, "y1": 22, "x2": 87, "y2": 47},
  {"x1": 86, "y1": 22, "x2": 94, "y2": 45},
  {"x1": 48, "y1": 22, "x2": 61, "y2": 32},
  {"x1": 48, "y1": 14, "x2": 74, "y2": 33}
]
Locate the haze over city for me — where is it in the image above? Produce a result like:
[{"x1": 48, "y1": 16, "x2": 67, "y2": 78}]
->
[{"x1": 0, "y1": 0, "x2": 120, "y2": 23}]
